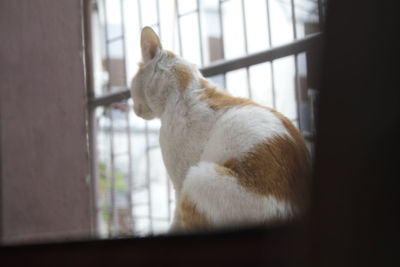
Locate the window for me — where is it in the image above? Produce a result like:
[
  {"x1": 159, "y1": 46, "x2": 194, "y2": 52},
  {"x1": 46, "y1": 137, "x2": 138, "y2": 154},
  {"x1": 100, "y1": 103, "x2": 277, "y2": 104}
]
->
[{"x1": 88, "y1": 0, "x2": 324, "y2": 238}]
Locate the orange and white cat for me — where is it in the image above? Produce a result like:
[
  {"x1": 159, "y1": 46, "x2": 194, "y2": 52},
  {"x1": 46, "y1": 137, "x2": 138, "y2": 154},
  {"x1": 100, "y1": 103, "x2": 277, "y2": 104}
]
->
[{"x1": 131, "y1": 27, "x2": 311, "y2": 232}]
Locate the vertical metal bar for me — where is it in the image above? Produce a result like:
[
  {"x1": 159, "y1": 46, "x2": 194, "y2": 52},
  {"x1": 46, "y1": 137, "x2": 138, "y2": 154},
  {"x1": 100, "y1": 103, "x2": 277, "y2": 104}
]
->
[
  {"x1": 241, "y1": 0, "x2": 248, "y2": 54},
  {"x1": 196, "y1": 0, "x2": 204, "y2": 66},
  {"x1": 290, "y1": 0, "x2": 298, "y2": 40},
  {"x1": 101, "y1": 0, "x2": 117, "y2": 237},
  {"x1": 294, "y1": 55, "x2": 302, "y2": 130},
  {"x1": 109, "y1": 109, "x2": 118, "y2": 236},
  {"x1": 125, "y1": 110, "x2": 135, "y2": 232},
  {"x1": 156, "y1": 0, "x2": 162, "y2": 39},
  {"x1": 290, "y1": 0, "x2": 302, "y2": 130},
  {"x1": 265, "y1": 0, "x2": 276, "y2": 108},
  {"x1": 83, "y1": 0, "x2": 99, "y2": 238},
  {"x1": 120, "y1": 0, "x2": 127, "y2": 87},
  {"x1": 144, "y1": 124, "x2": 153, "y2": 233},
  {"x1": 317, "y1": 0, "x2": 324, "y2": 29},
  {"x1": 218, "y1": 0, "x2": 226, "y2": 89},
  {"x1": 245, "y1": 67, "x2": 252, "y2": 99},
  {"x1": 102, "y1": 0, "x2": 111, "y2": 94},
  {"x1": 175, "y1": 0, "x2": 184, "y2": 57},
  {"x1": 137, "y1": 0, "x2": 143, "y2": 29},
  {"x1": 119, "y1": 0, "x2": 135, "y2": 234},
  {"x1": 217, "y1": 0, "x2": 225, "y2": 61},
  {"x1": 240, "y1": 0, "x2": 252, "y2": 98},
  {"x1": 166, "y1": 175, "x2": 172, "y2": 223}
]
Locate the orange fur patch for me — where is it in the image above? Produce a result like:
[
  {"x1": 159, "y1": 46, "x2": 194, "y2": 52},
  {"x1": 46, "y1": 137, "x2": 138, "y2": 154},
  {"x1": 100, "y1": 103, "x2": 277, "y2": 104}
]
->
[
  {"x1": 200, "y1": 86, "x2": 254, "y2": 110},
  {"x1": 199, "y1": 78, "x2": 213, "y2": 90},
  {"x1": 166, "y1": 50, "x2": 176, "y2": 58},
  {"x1": 174, "y1": 64, "x2": 192, "y2": 91},
  {"x1": 216, "y1": 135, "x2": 311, "y2": 211},
  {"x1": 180, "y1": 195, "x2": 208, "y2": 230},
  {"x1": 267, "y1": 108, "x2": 305, "y2": 145}
]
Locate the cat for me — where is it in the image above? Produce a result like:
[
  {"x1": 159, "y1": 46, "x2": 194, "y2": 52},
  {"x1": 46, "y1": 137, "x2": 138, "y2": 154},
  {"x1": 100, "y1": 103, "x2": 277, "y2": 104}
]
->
[{"x1": 131, "y1": 27, "x2": 311, "y2": 232}]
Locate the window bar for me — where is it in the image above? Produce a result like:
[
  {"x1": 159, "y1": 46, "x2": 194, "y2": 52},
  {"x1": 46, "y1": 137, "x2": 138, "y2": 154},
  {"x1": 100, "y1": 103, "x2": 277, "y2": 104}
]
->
[
  {"x1": 290, "y1": 0, "x2": 298, "y2": 40},
  {"x1": 102, "y1": 0, "x2": 111, "y2": 94},
  {"x1": 166, "y1": 176, "x2": 172, "y2": 222},
  {"x1": 218, "y1": 0, "x2": 226, "y2": 89},
  {"x1": 84, "y1": 0, "x2": 100, "y2": 237},
  {"x1": 265, "y1": 0, "x2": 276, "y2": 109},
  {"x1": 175, "y1": 0, "x2": 184, "y2": 57},
  {"x1": 178, "y1": 9, "x2": 198, "y2": 17},
  {"x1": 144, "y1": 124, "x2": 153, "y2": 233},
  {"x1": 106, "y1": 35, "x2": 123, "y2": 44},
  {"x1": 119, "y1": 0, "x2": 135, "y2": 234},
  {"x1": 317, "y1": 0, "x2": 324, "y2": 28},
  {"x1": 137, "y1": 0, "x2": 143, "y2": 30},
  {"x1": 137, "y1": 0, "x2": 153, "y2": 234},
  {"x1": 290, "y1": 0, "x2": 303, "y2": 130},
  {"x1": 156, "y1": 0, "x2": 161, "y2": 39},
  {"x1": 217, "y1": 0, "x2": 225, "y2": 61},
  {"x1": 109, "y1": 109, "x2": 119, "y2": 236},
  {"x1": 196, "y1": 0, "x2": 204, "y2": 67},
  {"x1": 101, "y1": 0, "x2": 118, "y2": 237},
  {"x1": 89, "y1": 33, "x2": 323, "y2": 108},
  {"x1": 124, "y1": 109, "x2": 135, "y2": 233},
  {"x1": 240, "y1": 0, "x2": 252, "y2": 99}
]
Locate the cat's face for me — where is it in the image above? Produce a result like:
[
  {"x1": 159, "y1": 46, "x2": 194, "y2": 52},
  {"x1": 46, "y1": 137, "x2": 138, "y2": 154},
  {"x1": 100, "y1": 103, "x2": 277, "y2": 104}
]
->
[{"x1": 131, "y1": 27, "x2": 191, "y2": 120}]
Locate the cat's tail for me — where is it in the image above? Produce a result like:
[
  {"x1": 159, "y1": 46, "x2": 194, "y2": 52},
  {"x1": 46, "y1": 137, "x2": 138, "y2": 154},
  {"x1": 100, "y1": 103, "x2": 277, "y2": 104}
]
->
[{"x1": 179, "y1": 161, "x2": 295, "y2": 231}]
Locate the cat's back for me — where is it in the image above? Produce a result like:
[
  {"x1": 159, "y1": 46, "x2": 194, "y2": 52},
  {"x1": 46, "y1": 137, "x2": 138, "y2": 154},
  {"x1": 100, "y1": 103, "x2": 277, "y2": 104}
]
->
[
  {"x1": 201, "y1": 104, "x2": 288, "y2": 161},
  {"x1": 200, "y1": 90, "x2": 305, "y2": 163}
]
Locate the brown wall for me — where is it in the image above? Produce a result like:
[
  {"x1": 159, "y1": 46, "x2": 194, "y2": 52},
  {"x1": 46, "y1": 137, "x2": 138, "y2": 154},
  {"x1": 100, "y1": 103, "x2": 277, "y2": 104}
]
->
[{"x1": 0, "y1": 0, "x2": 93, "y2": 244}]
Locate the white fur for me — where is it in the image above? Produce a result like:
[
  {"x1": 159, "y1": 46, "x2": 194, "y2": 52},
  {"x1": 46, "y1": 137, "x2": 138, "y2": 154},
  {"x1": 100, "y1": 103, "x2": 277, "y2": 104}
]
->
[
  {"x1": 182, "y1": 162, "x2": 293, "y2": 227},
  {"x1": 131, "y1": 27, "x2": 295, "y2": 232},
  {"x1": 201, "y1": 105, "x2": 289, "y2": 164}
]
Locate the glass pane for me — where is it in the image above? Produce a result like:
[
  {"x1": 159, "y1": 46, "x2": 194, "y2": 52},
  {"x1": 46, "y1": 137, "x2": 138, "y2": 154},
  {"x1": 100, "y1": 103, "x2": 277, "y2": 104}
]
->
[
  {"x1": 208, "y1": 74, "x2": 225, "y2": 89},
  {"x1": 250, "y1": 62, "x2": 274, "y2": 108},
  {"x1": 107, "y1": 39, "x2": 125, "y2": 90},
  {"x1": 226, "y1": 68, "x2": 249, "y2": 98},
  {"x1": 149, "y1": 147, "x2": 170, "y2": 233},
  {"x1": 140, "y1": 0, "x2": 158, "y2": 27},
  {"x1": 180, "y1": 13, "x2": 202, "y2": 65},
  {"x1": 87, "y1": 0, "x2": 323, "y2": 242},
  {"x1": 269, "y1": 0, "x2": 294, "y2": 46},
  {"x1": 273, "y1": 56, "x2": 297, "y2": 121},
  {"x1": 294, "y1": 0, "x2": 320, "y2": 38},
  {"x1": 297, "y1": 52, "x2": 313, "y2": 133},
  {"x1": 104, "y1": 0, "x2": 122, "y2": 40},
  {"x1": 92, "y1": 8, "x2": 107, "y2": 97},
  {"x1": 199, "y1": 0, "x2": 224, "y2": 65},
  {"x1": 244, "y1": 0, "x2": 270, "y2": 53},
  {"x1": 221, "y1": 0, "x2": 245, "y2": 59},
  {"x1": 178, "y1": 0, "x2": 198, "y2": 14},
  {"x1": 159, "y1": 0, "x2": 177, "y2": 51},
  {"x1": 95, "y1": 103, "x2": 172, "y2": 238},
  {"x1": 110, "y1": 109, "x2": 129, "y2": 155},
  {"x1": 123, "y1": 0, "x2": 141, "y2": 84}
]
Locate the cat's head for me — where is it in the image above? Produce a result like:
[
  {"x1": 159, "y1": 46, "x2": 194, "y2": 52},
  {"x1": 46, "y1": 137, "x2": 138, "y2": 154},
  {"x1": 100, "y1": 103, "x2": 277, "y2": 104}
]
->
[{"x1": 131, "y1": 27, "x2": 197, "y2": 120}]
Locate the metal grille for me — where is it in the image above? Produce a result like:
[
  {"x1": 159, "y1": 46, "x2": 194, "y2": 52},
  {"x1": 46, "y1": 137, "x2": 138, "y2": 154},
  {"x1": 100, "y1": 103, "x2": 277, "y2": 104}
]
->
[{"x1": 87, "y1": 0, "x2": 324, "y2": 238}]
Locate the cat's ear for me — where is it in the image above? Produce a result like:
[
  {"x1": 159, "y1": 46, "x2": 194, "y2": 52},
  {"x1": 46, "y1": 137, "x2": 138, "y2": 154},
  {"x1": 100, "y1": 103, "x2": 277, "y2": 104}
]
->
[{"x1": 141, "y1": 26, "x2": 162, "y2": 63}]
